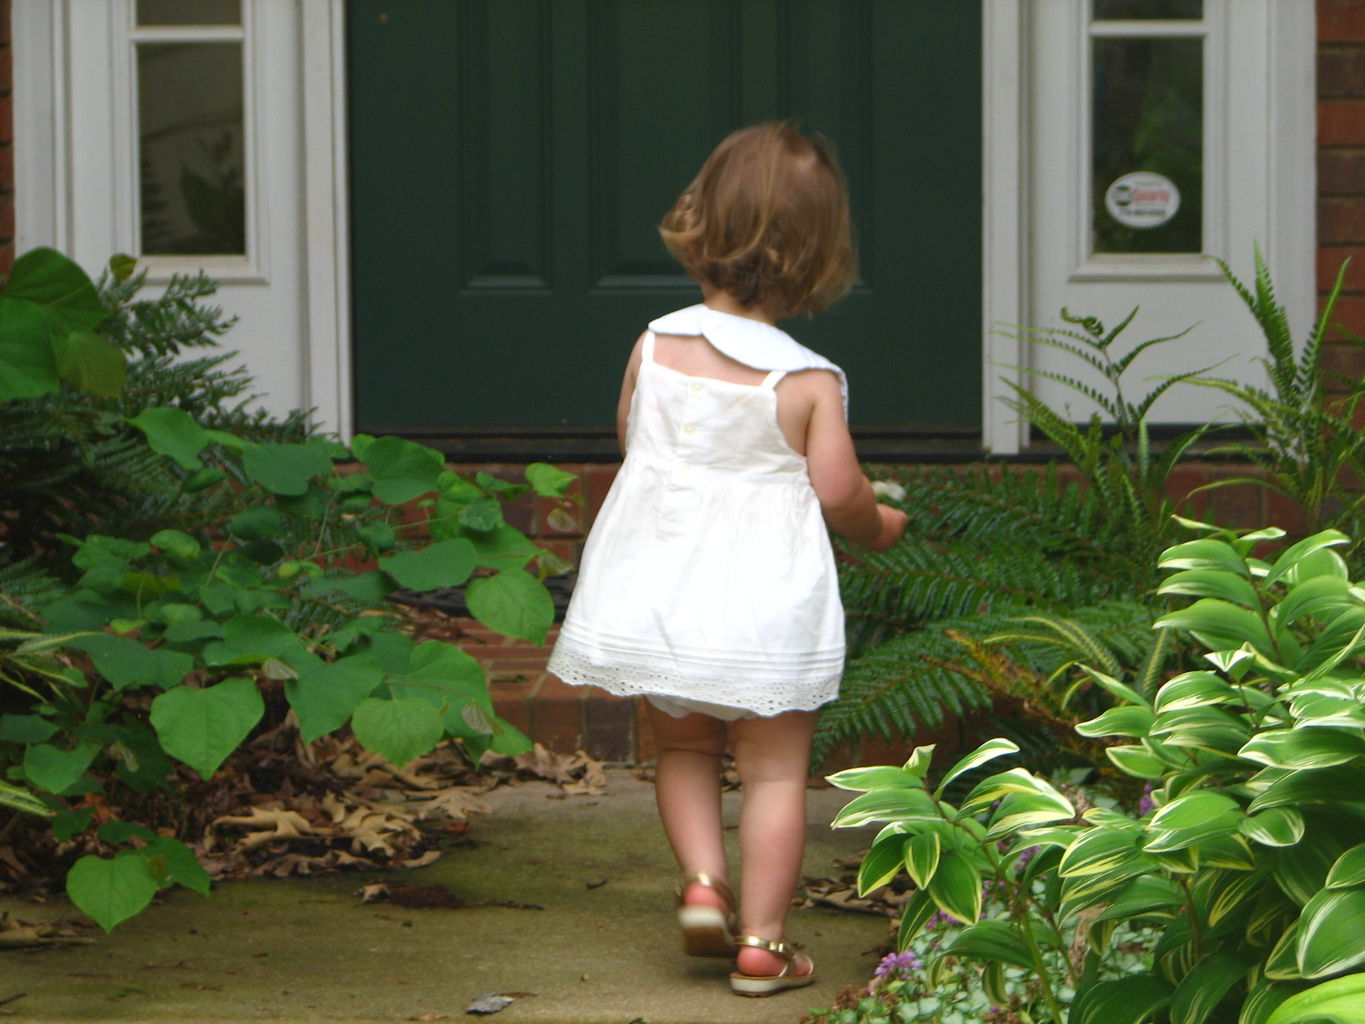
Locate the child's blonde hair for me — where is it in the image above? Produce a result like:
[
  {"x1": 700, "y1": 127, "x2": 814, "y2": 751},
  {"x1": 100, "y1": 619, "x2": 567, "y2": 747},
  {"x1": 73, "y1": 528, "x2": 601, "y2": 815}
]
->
[{"x1": 659, "y1": 121, "x2": 857, "y2": 318}]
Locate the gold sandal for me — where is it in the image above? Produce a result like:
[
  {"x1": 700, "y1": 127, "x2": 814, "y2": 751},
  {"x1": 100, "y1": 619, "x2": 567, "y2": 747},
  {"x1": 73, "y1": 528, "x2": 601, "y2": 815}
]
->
[
  {"x1": 729, "y1": 935, "x2": 816, "y2": 996},
  {"x1": 675, "y1": 872, "x2": 738, "y2": 957}
]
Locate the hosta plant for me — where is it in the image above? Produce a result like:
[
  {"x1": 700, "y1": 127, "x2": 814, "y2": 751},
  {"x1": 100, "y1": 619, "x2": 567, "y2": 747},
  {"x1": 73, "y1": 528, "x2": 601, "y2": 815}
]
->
[{"x1": 828, "y1": 523, "x2": 1365, "y2": 1024}]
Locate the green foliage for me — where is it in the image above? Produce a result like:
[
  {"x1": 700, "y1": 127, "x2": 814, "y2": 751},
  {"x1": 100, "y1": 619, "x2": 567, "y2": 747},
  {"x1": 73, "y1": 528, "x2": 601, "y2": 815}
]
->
[
  {"x1": 0, "y1": 247, "x2": 576, "y2": 932},
  {"x1": 817, "y1": 466, "x2": 1168, "y2": 767},
  {"x1": 1190, "y1": 250, "x2": 1365, "y2": 548},
  {"x1": 828, "y1": 525, "x2": 1365, "y2": 1023},
  {"x1": 0, "y1": 248, "x2": 312, "y2": 573},
  {"x1": 0, "y1": 247, "x2": 120, "y2": 401},
  {"x1": 999, "y1": 306, "x2": 1215, "y2": 566}
]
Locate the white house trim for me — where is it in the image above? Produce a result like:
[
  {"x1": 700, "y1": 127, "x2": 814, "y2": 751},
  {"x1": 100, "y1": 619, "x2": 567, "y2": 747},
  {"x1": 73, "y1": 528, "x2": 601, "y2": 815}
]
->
[
  {"x1": 300, "y1": 0, "x2": 354, "y2": 440},
  {"x1": 981, "y1": 0, "x2": 1031, "y2": 455},
  {"x1": 12, "y1": 0, "x2": 62, "y2": 256}
]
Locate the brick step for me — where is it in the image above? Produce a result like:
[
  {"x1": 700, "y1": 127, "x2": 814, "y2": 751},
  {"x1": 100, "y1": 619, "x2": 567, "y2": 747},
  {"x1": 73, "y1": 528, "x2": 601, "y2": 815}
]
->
[{"x1": 462, "y1": 618, "x2": 963, "y2": 769}]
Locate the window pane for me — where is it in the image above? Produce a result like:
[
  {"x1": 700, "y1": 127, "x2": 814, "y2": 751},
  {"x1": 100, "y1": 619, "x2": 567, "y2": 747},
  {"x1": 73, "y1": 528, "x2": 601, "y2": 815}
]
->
[
  {"x1": 137, "y1": 0, "x2": 241, "y2": 26},
  {"x1": 1092, "y1": 37, "x2": 1202, "y2": 254},
  {"x1": 139, "y1": 42, "x2": 246, "y2": 256},
  {"x1": 1093, "y1": 0, "x2": 1202, "y2": 19}
]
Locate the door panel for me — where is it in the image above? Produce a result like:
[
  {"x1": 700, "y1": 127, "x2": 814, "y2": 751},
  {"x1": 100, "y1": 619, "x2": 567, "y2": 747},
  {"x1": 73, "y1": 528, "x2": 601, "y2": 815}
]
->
[{"x1": 348, "y1": 0, "x2": 981, "y2": 434}]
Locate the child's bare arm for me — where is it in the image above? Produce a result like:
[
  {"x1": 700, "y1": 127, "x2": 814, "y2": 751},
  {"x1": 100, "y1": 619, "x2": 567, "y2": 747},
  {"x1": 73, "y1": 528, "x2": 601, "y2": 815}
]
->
[
  {"x1": 803, "y1": 373, "x2": 907, "y2": 551},
  {"x1": 615, "y1": 333, "x2": 646, "y2": 454}
]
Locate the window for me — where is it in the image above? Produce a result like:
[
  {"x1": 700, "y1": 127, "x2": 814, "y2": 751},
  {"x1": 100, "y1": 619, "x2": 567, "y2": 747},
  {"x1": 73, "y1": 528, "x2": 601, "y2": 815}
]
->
[
  {"x1": 1090, "y1": 2, "x2": 1206, "y2": 257},
  {"x1": 131, "y1": 1, "x2": 252, "y2": 265}
]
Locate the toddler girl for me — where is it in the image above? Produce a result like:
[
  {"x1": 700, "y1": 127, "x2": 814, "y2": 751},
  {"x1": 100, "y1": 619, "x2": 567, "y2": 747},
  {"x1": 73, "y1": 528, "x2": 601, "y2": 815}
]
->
[{"x1": 547, "y1": 121, "x2": 906, "y2": 997}]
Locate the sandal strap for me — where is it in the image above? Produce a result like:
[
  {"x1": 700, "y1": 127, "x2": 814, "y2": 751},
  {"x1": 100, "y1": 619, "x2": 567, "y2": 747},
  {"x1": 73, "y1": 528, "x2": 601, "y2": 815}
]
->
[
  {"x1": 677, "y1": 872, "x2": 737, "y2": 910},
  {"x1": 734, "y1": 935, "x2": 805, "y2": 979},
  {"x1": 734, "y1": 935, "x2": 794, "y2": 957}
]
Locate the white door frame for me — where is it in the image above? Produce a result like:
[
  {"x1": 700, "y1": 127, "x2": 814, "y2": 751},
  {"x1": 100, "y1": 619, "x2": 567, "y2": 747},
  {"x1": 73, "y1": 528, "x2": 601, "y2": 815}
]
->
[
  {"x1": 17, "y1": 0, "x2": 1311, "y2": 452},
  {"x1": 981, "y1": 0, "x2": 1031, "y2": 454},
  {"x1": 298, "y1": 0, "x2": 353, "y2": 439}
]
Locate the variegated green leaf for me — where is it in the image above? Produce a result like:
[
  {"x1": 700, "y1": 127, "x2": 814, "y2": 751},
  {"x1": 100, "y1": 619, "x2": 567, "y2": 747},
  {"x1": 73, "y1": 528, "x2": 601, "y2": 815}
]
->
[
  {"x1": 897, "y1": 889, "x2": 938, "y2": 949},
  {"x1": 1150, "y1": 790, "x2": 1241, "y2": 830},
  {"x1": 961, "y1": 767, "x2": 1067, "y2": 815},
  {"x1": 1076, "y1": 705, "x2": 1156, "y2": 739},
  {"x1": 826, "y1": 764, "x2": 926, "y2": 793},
  {"x1": 1169, "y1": 953, "x2": 1250, "y2": 1024},
  {"x1": 926, "y1": 848, "x2": 982, "y2": 926},
  {"x1": 1296, "y1": 888, "x2": 1365, "y2": 977},
  {"x1": 831, "y1": 785, "x2": 941, "y2": 829},
  {"x1": 1264, "y1": 532, "x2": 1350, "y2": 587},
  {"x1": 1325, "y1": 843, "x2": 1365, "y2": 889},
  {"x1": 1273, "y1": 575, "x2": 1354, "y2": 631},
  {"x1": 1069, "y1": 975, "x2": 1175, "y2": 1024},
  {"x1": 1154, "y1": 671, "x2": 1238, "y2": 714},
  {"x1": 1273, "y1": 833, "x2": 1346, "y2": 906},
  {"x1": 1155, "y1": 599, "x2": 1273, "y2": 653},
  {"x1": 1106, "y1": 744, "x2": 1167, "y2": 779},
  {"x1": 1239, "y1": 978, "x2": 1302, "y2": 1024},
  {"x1": 857, "y1": 828, "x2": 910, "y2": 896},
  {"x1": 1060, "y1": 827, "x2": 1147, "y2": 879},
  {"x1": 986, "y1": 789, "x2": 1077, "y2": 839},
  {"x1": 904, "y1": 830, "x2": 941, "y2": 889},
  {"x1": 939, "y1": 919, "x2": 1033, "y2": 969},
  {"x1": 1265, "y1": 974, "x2": 1365, "y2": 1024},
  {"x1": 1160, "y1": 538, "x2": 1251, "y2": 576},
  {"x1": 1093, "y1": 874, "x2": 1182, "y2": 924},
  {"x1": 1240, "y1": 806, "x2": 1306, "y2": 848},
  {"x1": 1240, "y1": 728, "x2": 1365, "y2": 770},
  {"x1": 1263, "y1": 921, "x2": 1305, "y2": 980},
  {"x1": 1159, "y1": 568, "x2": 1261, "y2": 610},
  {"x1": 934, "y1": 738, "x2": 1019, "y2": 796}
]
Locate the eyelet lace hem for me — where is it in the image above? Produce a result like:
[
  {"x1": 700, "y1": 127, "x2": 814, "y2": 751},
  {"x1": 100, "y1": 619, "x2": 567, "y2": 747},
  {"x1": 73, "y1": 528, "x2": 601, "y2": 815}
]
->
[{"x1": 546, "y1": 645, "x2": 840, "y2": 718}]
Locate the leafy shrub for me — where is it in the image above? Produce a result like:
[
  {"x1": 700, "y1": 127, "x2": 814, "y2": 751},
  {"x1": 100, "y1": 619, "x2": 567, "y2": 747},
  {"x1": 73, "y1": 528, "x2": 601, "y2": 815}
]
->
[
  {"x1": 0, "y1": 248, "x2": 572, "y2": 932},
  {"x1": 999, "y1": 305, "x2": 1215, "y2": 566},
  {"x1": 822, "y1": 252, "x2": 1362, "y2": 771},
  {"x1": 817, "y1": 465, "x2": 1168, "y2": 768},
  {"x1": 821, "y1": 523, "x2": 1365, "y2": 1024},
  {"x1": 1191, "y1": 251, "x2": 1365, "y2": 550},
  {"x1": 0, "y1": 247, "x2": 309, "y2": 578}
]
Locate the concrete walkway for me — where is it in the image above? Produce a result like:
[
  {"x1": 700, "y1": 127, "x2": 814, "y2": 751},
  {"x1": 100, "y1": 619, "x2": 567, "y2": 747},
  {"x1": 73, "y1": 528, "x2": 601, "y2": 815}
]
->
[{"x1": 1, "y1": 770, "x2": 889, "y2": 1024}]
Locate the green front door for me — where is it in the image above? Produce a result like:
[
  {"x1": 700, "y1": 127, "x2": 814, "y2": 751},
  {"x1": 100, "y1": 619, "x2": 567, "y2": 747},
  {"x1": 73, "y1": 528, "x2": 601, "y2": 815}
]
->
[{"x1": 348, "y1": 0, "x2": 980, "y2": 442}]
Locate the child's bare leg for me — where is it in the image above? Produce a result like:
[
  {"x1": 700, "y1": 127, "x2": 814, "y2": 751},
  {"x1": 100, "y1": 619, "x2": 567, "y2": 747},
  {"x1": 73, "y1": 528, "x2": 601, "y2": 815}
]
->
[
  {"x1": 645, "y1": 703, "x2": 731, "y2": 908},
  {"x1": 730, "y1": 709, "x2": 818, "y2": 976}
]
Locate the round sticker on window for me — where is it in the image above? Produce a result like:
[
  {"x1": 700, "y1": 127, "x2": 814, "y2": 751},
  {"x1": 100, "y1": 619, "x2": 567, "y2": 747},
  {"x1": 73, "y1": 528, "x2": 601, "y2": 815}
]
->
[{"x1": 1104, "y1": 172, "x2": 1180, "y2": 230}]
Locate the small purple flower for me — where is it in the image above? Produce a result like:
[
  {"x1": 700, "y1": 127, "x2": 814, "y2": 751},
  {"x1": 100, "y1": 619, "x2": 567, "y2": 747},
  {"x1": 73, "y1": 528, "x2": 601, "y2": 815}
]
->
[
  {"x1": 874, "y1": 951, "x2": 923, "y2": 977},
  {"x1": 1138, "y1": 783, "x2": 1156, "y2": 817}
]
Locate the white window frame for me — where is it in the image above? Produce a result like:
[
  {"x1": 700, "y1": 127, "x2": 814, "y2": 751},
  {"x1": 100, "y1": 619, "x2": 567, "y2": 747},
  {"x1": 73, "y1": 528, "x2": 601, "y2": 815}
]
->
[
  {"x1": 1073, "y1": 6, "x2": 1226, "y2": 281},
  {"x1": 122, "y1": 5, "x2": 263, "y2": 282}
]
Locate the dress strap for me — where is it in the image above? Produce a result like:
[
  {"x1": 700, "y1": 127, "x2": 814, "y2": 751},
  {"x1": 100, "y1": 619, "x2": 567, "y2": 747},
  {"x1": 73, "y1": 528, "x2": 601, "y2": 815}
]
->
[
  {"x1": 641, "y1": 330, "x2": 657, "y2": 364},
  {"x1": 760, "y1": 369, "x2": 785, "y2": 390}
]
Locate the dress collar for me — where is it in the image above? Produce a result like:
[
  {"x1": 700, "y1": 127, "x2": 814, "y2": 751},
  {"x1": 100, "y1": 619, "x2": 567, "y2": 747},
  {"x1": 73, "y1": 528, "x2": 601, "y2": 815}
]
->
[{"x1": 647, "y1": 304, "x2": 848, "y2": 415}]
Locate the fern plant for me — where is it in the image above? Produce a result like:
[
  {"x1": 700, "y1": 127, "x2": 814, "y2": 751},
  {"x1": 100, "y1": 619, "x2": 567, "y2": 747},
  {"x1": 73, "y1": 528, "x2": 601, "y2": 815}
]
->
[
  {"x1": 0, "y1": 255, "x2": 312, "y2": 579},
  {"x1": 998, "y1": 306, "x2": 1216, "y2": 568},
  {"x1": 816, "y1": 465, "x2": 1177, "y2": 767},
  {"x1": 1190, "y1": 249, "x2": 1365, "y2": 549}
]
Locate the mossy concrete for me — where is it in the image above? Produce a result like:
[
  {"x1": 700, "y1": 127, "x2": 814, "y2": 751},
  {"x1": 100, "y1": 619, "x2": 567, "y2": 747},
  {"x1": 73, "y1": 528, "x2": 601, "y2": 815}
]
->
[{"x1": 1, "y1": 769, "x2": 888, "y2": 1024}]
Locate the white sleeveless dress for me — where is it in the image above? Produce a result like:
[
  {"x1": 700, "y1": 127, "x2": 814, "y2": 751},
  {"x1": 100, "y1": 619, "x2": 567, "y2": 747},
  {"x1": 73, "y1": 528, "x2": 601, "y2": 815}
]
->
[{"x1": 546, "y1": 311, "x2": 845, "y2": 718}]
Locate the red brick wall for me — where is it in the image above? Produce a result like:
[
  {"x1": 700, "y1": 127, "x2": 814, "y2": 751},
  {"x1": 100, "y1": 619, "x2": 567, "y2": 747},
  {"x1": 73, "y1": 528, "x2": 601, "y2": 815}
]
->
[
  {"x1": 0, "y1": 0, "x2": 13, "y2": 277},
  {"x1": 1320, "y1": 0, "x2": 1365, "y2": 383}
]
